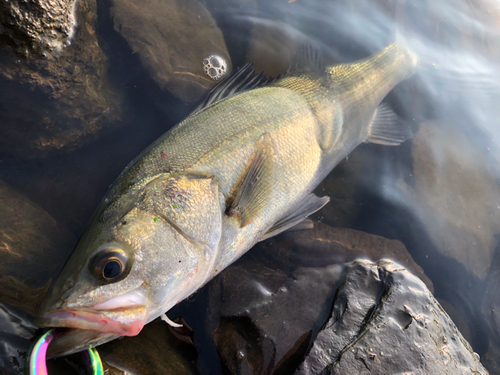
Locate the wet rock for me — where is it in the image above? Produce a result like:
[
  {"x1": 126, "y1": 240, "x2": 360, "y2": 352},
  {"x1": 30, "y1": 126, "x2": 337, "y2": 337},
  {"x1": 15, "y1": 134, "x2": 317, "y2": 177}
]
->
[
  {"x1": 97, "y1": 318, "x2": 198, "y2": 374},
  {"x1": 481, "y1": 247, "x2": 500, "y2": 373},
  {"x1": 0, "y1": 302, "x2": 37, "y2": 374},
  {"x1": 297, "y1": 260, "x2": 487, "y2": 374},
  {"x1": 207, "y1": 223, "x2": 433, "y2": 373},
  {"x1": 246, "y1": 20, "x2": 300, "y2": 77},
  {"x1": 263, "y1": 222, "x2": 433, "y2": 292},
  {"x1": 0, "y1": 0, "x2": 76, "y2": 55},
  {"x1": 0, "y1": 0, "x2": 123, "y2": 158},
  {"x1": 407, "y1": 121, "x2": 500, "y2": 279},
  {"x1": 111, "y1": 0, "x2": 232, "y2": 103},
  {"x1": 0, "y1": 179, "x2": 74, "y2": 314}
]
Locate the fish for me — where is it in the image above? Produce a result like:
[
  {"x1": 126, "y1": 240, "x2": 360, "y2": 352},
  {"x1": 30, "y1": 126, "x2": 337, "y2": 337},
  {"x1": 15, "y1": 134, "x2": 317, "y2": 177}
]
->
[{"x1": 36, "y1": 42, "x2": 417, "y2": 357}]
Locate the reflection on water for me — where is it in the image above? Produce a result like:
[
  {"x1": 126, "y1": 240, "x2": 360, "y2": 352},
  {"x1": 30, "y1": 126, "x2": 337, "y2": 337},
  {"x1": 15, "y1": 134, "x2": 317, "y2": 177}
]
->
[{"x1": 1, "y1": 0, "x2": 500, "y2": 373}]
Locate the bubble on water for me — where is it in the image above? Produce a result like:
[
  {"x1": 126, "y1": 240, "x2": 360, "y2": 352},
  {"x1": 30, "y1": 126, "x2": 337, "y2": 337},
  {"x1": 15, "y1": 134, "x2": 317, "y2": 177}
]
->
[{"x1": 203, "y1": 55, "x2": 227, "y2": 80}]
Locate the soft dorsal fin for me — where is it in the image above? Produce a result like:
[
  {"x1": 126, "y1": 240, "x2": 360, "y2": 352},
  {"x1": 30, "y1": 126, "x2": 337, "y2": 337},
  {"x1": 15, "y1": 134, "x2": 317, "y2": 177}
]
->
[
  {"x1": 260, "y1": 193, "x2": 330, "y2": 241},
  {"x1": 227, "y1": 133, "x2": 275, "y2": 227},
  {"x1": 289, "y1": 40, "x2": 326, "y2": 73},
  {"x1": 366, "y1": 103, "x2": 412, "y2": 146},
  {"x1": 191, "y1": 63, "x2": 276, "y2": 114}
]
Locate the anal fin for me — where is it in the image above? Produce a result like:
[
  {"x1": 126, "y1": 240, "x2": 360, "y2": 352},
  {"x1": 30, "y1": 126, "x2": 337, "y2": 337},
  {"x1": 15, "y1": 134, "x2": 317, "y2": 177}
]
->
[
  {"x1": 260, "y1": 194, "x2": 330, "y2": 241},
  {"x1": 228, "y1": 134, "x2": 275, "y2": 227},
  {"x1": 367, "y1": 103, "x2": 412, "y2": 146}
]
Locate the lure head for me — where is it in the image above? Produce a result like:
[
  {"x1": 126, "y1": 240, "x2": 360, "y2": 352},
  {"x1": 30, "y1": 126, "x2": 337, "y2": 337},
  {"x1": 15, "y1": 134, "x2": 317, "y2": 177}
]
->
[{"x1": 36, "y1": 172, "x2": 222, "y2": 357}]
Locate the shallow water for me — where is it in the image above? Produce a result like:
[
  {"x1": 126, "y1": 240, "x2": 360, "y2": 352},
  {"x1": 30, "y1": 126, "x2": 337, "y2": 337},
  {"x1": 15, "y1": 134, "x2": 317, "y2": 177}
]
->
[{"x1": 1, "y1": 0, "x2": 500, "y2": 373}]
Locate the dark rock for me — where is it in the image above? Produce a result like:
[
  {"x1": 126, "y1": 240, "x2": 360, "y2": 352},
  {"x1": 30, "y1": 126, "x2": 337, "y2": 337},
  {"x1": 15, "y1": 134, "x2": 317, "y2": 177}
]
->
[
  {"x1": 481, "y1": 246, "x2": 500, "y2": 373},
  {"x1": 261, "y1": 222, "x2": 433, "y2": 292},
  {"x1": 111, "y1": 0, "x2": 232, "y2": 103},
  {"x1": 246, "y1": 20, "x2": 300, "y2": 77},
  {"x1": 0, "y1": 302, "x2": 36, "y2": 374},
  {"x1": 207, "y1": 224, "x2": 433, "y2": 373},
  {"x1": 406, "y1": 121, "x2": 500, "y2": 280},
  {"x1": 0, "y1": 180, "x2": 74, "y2": 315},
  {"x1": 97, "y1": 318, "x2": 199, "y2": 375},
  {"x1": 297, "y1": 260, "x2": 487, "y2": 374},
  {"x1": 0, "y1": 0, "x2": 123, "y2": 158}
]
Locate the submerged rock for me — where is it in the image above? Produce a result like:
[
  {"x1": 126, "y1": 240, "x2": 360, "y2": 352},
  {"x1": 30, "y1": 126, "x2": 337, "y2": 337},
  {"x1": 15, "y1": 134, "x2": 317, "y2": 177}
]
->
[
  {"x1": 206, "y1": 223, "x2": 433, "y2": 373},
  {"x1": 481, "y1": 248, "x2": 500, "y2": 373},
  {"x1": 297, "y1": 260, "x2": 487, "y2": 374},
  {"x1": 407, "y1": 121, "x2": 500, "y2": 280},
  {"x1": 0, "y1": 180, "x2": 73, "y2": 314},
  {"x1": 0, "y1": 0, "x2": 123, "y2": 158},
  {"x1": 111, "y1": 0, "x2": 231, "y2": 103}
]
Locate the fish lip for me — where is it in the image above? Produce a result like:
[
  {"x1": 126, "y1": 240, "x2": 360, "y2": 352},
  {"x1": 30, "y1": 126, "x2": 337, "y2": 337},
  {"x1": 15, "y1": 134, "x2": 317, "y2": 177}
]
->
[
  {"x1": 45, "y1": 328, "x2": 120, "y2": 359},
  {"x1": 36, "y1": 305, "x2": 149, "y2": 337}
]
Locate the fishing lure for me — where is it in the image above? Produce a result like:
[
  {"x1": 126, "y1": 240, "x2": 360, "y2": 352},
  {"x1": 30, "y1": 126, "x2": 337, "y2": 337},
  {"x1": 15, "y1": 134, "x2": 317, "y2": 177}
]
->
[{"x1": 27, "y1": 329, "x2": 103, "y2": 375}]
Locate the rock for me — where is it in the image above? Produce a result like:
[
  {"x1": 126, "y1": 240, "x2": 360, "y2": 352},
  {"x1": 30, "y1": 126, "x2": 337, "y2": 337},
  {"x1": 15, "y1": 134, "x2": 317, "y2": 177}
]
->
[
  {"x1": 260, "y1": 222, "x2": 433, "y2": 292},
  {"x1": 408, "y1": 121, "x2": 500, "y2": 279},
  {"x1": 0, "y1": 0, "x2": 123, "y2": 158},
  {"x1": 0, "y1": 180, "x2": 74, "y2": 314},
  {"x1": 297, "y1": 260, "x2": 488, "y2": 374},
  {"x1": 481, "y1": 248, "x2": 500, "y2": 373},
  {"x1": 97, "y1": 318, "x2": 198, "y2": 375},
  {"x1": 246, "y1": 20, "x2": 300, "y2": 77},
  {"x1": 111, "y1": 0, "x2": 232, "y2": 103},
  {"x1": 206, "y1": 223, "x2": 433, "y2": 373},
  {"x1": 0, "y1": 302, "x2": 37, "y2": 374},
  {"x1": 0, "y1": 0, "x2": 76, "y2": 55}
]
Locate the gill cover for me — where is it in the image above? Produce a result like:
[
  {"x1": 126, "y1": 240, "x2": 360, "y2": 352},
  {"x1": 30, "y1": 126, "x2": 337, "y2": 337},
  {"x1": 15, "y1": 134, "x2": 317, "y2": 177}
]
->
[{"x1": 144, "y1": 172, "x2": 222, "y2": 287}]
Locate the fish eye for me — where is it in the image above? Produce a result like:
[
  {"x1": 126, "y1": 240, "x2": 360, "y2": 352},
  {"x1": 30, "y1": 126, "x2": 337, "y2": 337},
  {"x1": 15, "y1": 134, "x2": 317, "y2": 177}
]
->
[{"x1": 89, "y1": 248, "x2": 130, "y2": 283}]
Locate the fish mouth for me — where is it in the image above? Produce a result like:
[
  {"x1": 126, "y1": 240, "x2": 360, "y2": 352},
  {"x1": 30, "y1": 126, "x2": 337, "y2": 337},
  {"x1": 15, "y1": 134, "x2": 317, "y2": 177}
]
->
[
  {"x1": 35, "y1": 304, "x2": 149, "y2": 358},
  {"x1": 36, "y1": 305, "x2": 148, "y2": 337},
  {"x1": 43, "y1": 328, "x2": 120, "y2": 358}
]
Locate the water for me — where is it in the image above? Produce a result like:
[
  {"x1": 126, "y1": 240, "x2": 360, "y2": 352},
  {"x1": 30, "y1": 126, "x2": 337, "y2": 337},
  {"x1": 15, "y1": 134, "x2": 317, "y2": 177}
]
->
[{"x1": 1, "y1": 0, "x2": 500, "y2": 373}]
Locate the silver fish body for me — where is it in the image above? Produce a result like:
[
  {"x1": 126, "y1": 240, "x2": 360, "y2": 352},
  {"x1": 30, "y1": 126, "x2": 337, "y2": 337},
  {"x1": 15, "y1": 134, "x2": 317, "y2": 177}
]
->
[{"x1": 36, "y1": 43, "x2": 417, "y2": 356}]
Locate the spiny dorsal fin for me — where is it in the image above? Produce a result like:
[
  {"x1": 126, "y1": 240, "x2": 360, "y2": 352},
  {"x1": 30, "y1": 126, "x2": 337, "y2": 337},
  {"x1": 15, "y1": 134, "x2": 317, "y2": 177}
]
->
[
  {"x1": 191, "y1": 63, "x2": 277, "y2": 115},
  {"x1": 228, "y1": 133, "x2": 275, "y2": 227},
  {"x1": 260, "y1": 193, "x2": 330, "y2": 241},
  {"x1": 366, "y1": 103, "x2": 412, "y2": 146}
]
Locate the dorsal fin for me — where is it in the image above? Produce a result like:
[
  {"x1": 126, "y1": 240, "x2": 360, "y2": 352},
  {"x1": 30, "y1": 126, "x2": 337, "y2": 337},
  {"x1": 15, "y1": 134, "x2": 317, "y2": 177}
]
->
[
  {"x1": 289, "y1": 40, "x2": 326, "y2": 73},
  {"x1": 191, "y1": 63, "x2": 277, "y2": 115}
]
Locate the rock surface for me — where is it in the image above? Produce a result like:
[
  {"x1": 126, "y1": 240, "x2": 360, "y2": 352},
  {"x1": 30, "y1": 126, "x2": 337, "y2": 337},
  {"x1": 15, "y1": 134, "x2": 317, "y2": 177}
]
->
[
  {"x1": 0, "y1": 0, "x2": 123, "y2": 158},
  {"x1": 97, "y1": 318, "x2": 199, "y2": 375},
  {"x1": 297, "y1": 260, "x2": 488, "y2": 374},
  {"x1": 408, "y1": 121, "x2": 500, "y2": 280},
  {"x1": 0, "y1": 180, "x2": 74, "y2": 315},
  {"x1": 206, "y1": 224, "x2": 434, "y2": 373},
  {"x1": 481, "y1": 247, "x2": 500, "y2": 373},
  {"x1": 111, "y1": 0, "x2": 232, "y2": 103}
]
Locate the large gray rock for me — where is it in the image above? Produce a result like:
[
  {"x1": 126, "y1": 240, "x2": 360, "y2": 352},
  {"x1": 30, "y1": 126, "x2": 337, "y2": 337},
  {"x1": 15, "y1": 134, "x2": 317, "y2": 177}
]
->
[
  {"x1": 206, "y1": 224, "x2": 433, "y2": 373},
  {"x1": 297, "y1": 260, "x2": 487, "y2": 374}
]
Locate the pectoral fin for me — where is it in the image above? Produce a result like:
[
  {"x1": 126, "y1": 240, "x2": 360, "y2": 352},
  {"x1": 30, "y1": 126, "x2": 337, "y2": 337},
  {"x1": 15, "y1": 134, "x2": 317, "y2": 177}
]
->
[
  {"x1": 228, "y1": 134, "x2": 275, "y2": 227},
  {"x1": 367, "y1": 103, "x2": 412, "y2": 146},
  {"x1": 260, "y1": 193, "x2": 330, "y2": 241}
]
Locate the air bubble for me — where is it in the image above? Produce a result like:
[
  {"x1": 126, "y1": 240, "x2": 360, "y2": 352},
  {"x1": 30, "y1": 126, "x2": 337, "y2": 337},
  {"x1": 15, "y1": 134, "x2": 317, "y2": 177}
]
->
[{"x1": 203, "y1": 55, "x2": 227, "y2": 80}]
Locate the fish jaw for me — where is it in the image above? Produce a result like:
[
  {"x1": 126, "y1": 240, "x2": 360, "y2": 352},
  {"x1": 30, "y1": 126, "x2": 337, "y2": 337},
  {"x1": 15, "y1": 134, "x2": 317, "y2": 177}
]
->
[
  {"x1": 37, "y1": 304, "x2": 149, "y2": 337},
  {"x1": 45, "y1": 329, "x2": 120, "y2": 359},
  {"x1": 36, "y1": 289, "x2": 150, "y2": 357}
]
